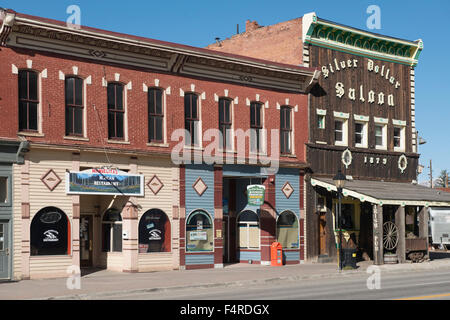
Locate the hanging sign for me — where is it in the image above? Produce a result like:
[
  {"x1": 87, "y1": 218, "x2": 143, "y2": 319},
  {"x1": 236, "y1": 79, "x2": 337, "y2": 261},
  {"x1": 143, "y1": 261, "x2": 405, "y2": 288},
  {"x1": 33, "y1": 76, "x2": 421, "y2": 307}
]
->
[
  {"x1": 66, "y1": 168, "x2": 144, "y2": 196},
  {"x1": 247, "y1": 185, "x2": 266, "y2": 206}
]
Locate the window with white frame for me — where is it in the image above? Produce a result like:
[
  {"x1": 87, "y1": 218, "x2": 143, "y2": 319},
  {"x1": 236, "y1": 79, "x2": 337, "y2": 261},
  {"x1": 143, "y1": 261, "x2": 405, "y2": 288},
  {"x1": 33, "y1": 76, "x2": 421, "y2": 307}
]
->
[
  {"x1": 318, "y1": 114, "x2": 325, "y2": 129},
  {"x1": 334, "y1": 119, "x2": 348, "y2": 146},
  {"x1": 354, "y1": 121, "x2": 368, "y2": 148},
  {"x1": 250, "y1": 102, "x2": 264, "y2": 153},
  {"x1": 238, "y1": 210, "x2": 259, "y2": 249},
  {"x1": 374, "y1": 123, "x2": 387, "y2": 150},
  {"x1": 393, "y1": 125, "x2": 405, "y2": 151}
]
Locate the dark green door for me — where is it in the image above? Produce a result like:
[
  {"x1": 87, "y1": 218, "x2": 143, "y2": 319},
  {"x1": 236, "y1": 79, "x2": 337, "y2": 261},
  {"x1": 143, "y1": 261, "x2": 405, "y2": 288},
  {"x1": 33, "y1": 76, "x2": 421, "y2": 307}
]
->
[{"x1": 0, "y1": 221, "x2": 10, "y2": 279}]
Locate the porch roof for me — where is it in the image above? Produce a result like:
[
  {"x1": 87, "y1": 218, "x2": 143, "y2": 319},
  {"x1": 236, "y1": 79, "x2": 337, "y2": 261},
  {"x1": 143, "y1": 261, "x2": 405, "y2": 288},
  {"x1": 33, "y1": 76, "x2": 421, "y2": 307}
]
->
[{"x1": 311, "y1": 177, "x2": 450, "y2": 207}]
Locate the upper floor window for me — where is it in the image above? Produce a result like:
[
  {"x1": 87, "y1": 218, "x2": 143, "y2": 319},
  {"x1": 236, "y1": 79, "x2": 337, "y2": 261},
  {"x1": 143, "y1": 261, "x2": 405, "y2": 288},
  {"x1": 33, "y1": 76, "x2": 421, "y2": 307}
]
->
[
  {"x1": 65, "y1": 77, "x2": 84, "y2": 136},
  {"x1": 393, "y1": 125, "x2": 405, "y2": 152},
  {"x1": 250, "y1": 102, "x2": 263, "y2": 153},
  {"x1": 107, "y1": 83, "x2": 124, "y2": 140},
  {"x1": 148, "y1": 88, "x2": 164, "y2": 143},
  {"x1": 334, "y1": 119, "x2": 348, "y2": 146},
  {"x1": 354, "y1": 121, "x2": 368, "y2": 148},
  {"x1": 280, "y1": 106, "x2": 292, "y2": 154},
  {"x1": 18, "y1": 70, "x2": 38, "y2": 132},
  {"x1": 317, "y1": 114, "x2": 325, "y2": 129},
  {"x1": 375, "y1": 123, "x2": 387, "y2": 150},
  {"x1": 219, "y1": 98, "x2": 232, "y2": 150},
  {"x1": 184, "y1": 93, "x2": 199, "y2": 146}
]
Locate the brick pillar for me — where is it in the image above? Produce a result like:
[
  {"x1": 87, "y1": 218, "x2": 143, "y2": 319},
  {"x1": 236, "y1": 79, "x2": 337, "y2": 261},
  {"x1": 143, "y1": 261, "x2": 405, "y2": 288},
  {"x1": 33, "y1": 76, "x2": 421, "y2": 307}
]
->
[
  {"x1": 214, "y1": 166, "x2": 223, "y2": 268},
  {"x1": 172, "y1": 166, "x2": 180, "y2": 270},
  {"x1": 122, "y1": 203, "x2": 138, "y2": 272},
  {"x1": 179, "y1": 165, "x2": 186, "y2": 269},
  {"x1": 123, "y1": 157, "x2": 138, "y2": 272},
  {"x1": 260, "y1": 175, "x2": 276, "y2": 265},
  {"x1": 20, "y1": 157, "x2": 30, "y2": 280},
  {"x1": 299, "y1": 171, "x2": 305, "y2": 262},
  {"x1": 71, "y1": 153, "x2": 80, "y2": 269}
]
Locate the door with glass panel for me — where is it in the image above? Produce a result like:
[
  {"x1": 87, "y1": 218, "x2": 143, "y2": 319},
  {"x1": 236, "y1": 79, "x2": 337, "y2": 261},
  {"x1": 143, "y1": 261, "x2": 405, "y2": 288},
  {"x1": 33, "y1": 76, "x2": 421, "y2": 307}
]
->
[
  {"x1": 80, "y1": 215, "x2": 93, "y2": 267},
  {"x1": 0, "y1": 221, "x2": 10, "y2": 279}
]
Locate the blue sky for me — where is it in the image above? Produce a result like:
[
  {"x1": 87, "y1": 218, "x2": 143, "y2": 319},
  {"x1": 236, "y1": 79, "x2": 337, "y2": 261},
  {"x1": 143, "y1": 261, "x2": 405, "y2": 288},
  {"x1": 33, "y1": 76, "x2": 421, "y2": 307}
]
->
[{"x1": 2, "y1": 0, "x2": 449, "y2": 183}]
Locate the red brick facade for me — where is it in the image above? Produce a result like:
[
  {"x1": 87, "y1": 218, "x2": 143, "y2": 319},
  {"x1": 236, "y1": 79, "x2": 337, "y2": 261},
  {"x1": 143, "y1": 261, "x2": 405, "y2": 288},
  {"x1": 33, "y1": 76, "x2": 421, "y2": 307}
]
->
[{"x1": 0, "y1": 45, "x2": 309, "y2": 164}]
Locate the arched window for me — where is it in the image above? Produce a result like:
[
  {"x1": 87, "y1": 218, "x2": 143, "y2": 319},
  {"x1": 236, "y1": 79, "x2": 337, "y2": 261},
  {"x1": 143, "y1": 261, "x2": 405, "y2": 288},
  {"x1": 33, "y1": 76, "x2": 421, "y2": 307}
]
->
[
  {"x1": 102, "y1": 208, "x2": 122, "y2": 252},
  {"x1": 237, "y1": 210, "x2": 259, "y2": 249},
  {"x1": 138, "y1": 209, "x2": 171, "y2": 253},
  {"x1": 276, "y1": 211, "x2": 299, "y2": 249},
  {"x1": 186, "y1": 210, "x2": 213, "y2": 252},
  {"x1": 30, "y1": 207, "x2": 70, "y2": 256}
]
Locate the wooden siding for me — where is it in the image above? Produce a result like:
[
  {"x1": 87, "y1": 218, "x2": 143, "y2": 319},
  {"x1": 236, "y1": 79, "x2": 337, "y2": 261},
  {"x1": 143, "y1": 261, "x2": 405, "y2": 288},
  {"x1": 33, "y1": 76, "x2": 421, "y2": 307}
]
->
[
  {"x1": 275, "y1": 168, "x2": 300, "y2": 215},
  {"x1": 307, "y1": 144, "x2": 418, "y2": 182},
  {"x1": 185, "y1": 254, "x2": 214, "y2": 265},
  {"x1": 29, "y1": 256, "x2": 72, "y2": 279},
  {"x1": 12, "y1": 163, "x2": 22, "y2": 280},
  {"x1": 185, "y1": 164, "x2": 215, "y2": 219},
  {"x1": 138, "y1": 253, "x2": 173, "y2": 271},
  {"x1": 309, "y1": 45, "x2": 416, "y2": 182}
]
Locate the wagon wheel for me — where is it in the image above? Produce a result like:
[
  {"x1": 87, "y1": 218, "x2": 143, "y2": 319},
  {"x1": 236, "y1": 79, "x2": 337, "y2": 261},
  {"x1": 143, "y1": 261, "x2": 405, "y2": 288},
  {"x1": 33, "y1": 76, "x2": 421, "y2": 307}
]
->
[{"x1": 383, "y1": 221, "x2": 399, "y2": 250}]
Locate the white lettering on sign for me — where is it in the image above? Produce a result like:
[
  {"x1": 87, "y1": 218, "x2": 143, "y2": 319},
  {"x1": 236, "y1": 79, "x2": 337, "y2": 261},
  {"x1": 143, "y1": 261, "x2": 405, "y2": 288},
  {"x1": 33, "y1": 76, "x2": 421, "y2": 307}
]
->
[
  {"x1": 43, "y1": 230, "x2": 59, "y2": 242},
  {"x1": 321, "y1": 58, "x2": 399, "y2": 107}
]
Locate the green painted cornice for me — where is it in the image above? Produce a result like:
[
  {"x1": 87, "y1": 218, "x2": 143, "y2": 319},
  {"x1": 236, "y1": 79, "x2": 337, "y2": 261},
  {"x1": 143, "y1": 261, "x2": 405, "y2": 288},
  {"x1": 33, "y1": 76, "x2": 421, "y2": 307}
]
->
[{"x1": 302, "y1": 12, "x2": 423, "y2": 67}]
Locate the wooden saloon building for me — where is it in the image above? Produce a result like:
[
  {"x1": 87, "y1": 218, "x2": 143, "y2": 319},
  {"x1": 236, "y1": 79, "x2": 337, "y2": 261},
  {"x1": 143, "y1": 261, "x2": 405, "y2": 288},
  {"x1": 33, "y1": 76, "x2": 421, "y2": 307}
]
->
[
  {"x1": 0, "y1": 9, "x2": 317, "y2": 280},
  {"x1": 208, "y1": 13, "x2": 450, "y2": 264}
]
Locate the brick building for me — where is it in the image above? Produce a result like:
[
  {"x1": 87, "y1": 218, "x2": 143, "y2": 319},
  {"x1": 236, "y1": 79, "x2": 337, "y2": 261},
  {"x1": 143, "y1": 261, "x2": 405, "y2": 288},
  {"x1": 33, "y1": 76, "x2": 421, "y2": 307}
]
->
[
  {"x1": 208, "y1": 13, "x2": 450, "y2": 265},
  {"x1": 0, "y1": 9, "x2": 317, "y2": 280}
]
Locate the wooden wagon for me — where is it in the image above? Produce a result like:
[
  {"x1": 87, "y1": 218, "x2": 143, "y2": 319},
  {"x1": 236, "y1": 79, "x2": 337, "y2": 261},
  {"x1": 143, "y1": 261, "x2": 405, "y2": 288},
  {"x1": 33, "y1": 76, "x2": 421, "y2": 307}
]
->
[{"x1": 405, "y1": 238, "x2": 428, "y2": 262}]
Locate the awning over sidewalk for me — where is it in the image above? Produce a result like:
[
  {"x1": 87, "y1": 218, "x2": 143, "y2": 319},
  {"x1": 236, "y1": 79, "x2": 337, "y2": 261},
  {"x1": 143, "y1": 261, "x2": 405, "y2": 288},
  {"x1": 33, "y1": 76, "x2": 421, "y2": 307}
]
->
[{"x1": 311, "y1": 177, "x2": 450, "y2": 207}]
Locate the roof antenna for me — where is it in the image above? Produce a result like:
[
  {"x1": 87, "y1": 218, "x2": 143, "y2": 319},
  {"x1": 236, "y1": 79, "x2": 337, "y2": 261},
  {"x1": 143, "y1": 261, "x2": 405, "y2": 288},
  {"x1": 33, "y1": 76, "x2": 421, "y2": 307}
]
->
[{"x1": 215, "y1": 37, "x2": 222, "y2": 46}]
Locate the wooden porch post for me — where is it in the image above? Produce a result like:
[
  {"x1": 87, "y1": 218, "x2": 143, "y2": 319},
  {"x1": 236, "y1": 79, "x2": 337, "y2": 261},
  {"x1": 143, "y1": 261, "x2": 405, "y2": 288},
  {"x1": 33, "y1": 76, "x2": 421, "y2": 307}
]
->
[
  {"x1": 418, "y1": 206, "x2": 429, "y2": 258},
  {"x1": 372, "y1": 204, "x2": 383, "y2": 265},
  {"x1": 395, "y1": 206, "x2": 406, "y2": 263}
]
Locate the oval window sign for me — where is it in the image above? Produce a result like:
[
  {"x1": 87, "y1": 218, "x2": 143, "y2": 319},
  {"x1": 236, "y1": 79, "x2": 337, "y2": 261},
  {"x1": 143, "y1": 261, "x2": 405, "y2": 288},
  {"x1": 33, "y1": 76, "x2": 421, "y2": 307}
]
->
[{"x1": 40, "y1": 211, "x2": 62, "y2": 224}]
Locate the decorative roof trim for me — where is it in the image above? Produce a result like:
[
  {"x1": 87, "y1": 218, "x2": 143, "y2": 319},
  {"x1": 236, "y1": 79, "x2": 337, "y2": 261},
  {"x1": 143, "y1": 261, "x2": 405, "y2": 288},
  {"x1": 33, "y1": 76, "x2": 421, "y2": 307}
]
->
[{"x1": 302, "y1": 12, "x2": 423, "y2": 67}]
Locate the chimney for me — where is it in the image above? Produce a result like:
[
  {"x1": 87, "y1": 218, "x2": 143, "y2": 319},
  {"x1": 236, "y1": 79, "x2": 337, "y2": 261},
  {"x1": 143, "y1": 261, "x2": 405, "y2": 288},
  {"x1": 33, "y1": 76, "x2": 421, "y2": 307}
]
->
[{"x1": 245, "y1": 20, "x2": 260, "y2": 32}]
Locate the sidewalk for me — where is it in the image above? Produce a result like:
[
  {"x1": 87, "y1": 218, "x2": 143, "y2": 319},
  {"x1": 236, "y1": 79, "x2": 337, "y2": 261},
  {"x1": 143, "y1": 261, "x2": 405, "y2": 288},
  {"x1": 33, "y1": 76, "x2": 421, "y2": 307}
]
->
[{"x1": 1, "y1": 255, "x2": 450, "y2": 300}]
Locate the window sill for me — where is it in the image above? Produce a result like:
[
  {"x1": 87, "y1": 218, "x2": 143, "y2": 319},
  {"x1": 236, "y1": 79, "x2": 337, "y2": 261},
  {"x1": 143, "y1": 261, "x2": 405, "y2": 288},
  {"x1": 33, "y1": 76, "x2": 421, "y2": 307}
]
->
[
  {"x1": 218, "y1": 149, "x2": 237, "y2": 154},
  {"x1": 107, "y1": 139, "x2": 130, "y2": 145},
  {"x1": 281, "y1": 154, "x2": 297, "y2": 158},
  {"x1": 30, "y1": 255, "x2": 72, "y2": 259},
  {"x1": 375, "y1": 146, "x2": 387, "y2": 151},
  {"x1": 64, "y1": 136, "x2": 89, "y2": 142},
  {"x1": 184, "y1": 146, "x2": 204, "y2": 151},
  {"x1": 249, "y1": 152, "x2": 268, "y2": 157},
  {"x1": 355, "y1": 144, "x2": 368, "y2": 149},
  {"x1": 394, "y1": 147, "x2": 405, "y2": 153},
  {"x1": 147, "y1": 142, "x2": 169, "y2": 148},
  {"x1": 334, "y1": 142, "x2": 348, "y2": 147},
  {"x1": 138, "y1": 251, "x2": 172, "y2": 255},
  {"x1": 17, "y1": 131, "x2": 44, "y2": 137},
  {"x1": 315, "y1": 141, "x2": 327, "y2": 145}
]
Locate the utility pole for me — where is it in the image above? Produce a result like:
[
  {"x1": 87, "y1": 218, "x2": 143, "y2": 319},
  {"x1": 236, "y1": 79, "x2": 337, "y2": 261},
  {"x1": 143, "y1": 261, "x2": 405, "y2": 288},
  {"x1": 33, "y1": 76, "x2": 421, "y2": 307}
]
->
[
  {"x1": 446, "y1": 172, "x2": 449, "y2": 188},
  {"x1": 429, "y1": 159, "x2": 433, "y2": 188}
]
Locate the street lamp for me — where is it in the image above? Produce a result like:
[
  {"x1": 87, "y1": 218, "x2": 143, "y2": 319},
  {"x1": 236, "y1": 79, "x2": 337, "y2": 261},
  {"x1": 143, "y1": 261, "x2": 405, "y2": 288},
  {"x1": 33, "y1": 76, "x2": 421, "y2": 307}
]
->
[{"x1": 333, "y1": 169, "x2": 347, "y2": 270}]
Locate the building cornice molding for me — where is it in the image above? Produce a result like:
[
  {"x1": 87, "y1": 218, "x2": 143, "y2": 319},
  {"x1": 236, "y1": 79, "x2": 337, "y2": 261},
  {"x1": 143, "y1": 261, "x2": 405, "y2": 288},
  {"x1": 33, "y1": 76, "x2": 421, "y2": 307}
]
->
[
  {"x1": 302, "y1": 12, "x2": 423, "y2": 67},
  {"x1": 2, "y1": 10, "x2": 318, "y2": 93}
]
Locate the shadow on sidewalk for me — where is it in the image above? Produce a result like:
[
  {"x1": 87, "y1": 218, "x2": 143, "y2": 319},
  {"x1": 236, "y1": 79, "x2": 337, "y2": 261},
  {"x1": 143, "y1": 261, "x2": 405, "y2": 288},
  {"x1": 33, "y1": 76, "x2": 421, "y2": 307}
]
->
[{"x1": 80, "y1": 267, "x2": 106, "y2": 277}]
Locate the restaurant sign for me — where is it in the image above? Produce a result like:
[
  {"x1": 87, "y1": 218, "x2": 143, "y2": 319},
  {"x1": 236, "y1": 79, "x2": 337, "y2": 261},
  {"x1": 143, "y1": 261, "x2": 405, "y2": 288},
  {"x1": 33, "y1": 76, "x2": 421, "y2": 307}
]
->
[
  {"x1": 66, "y1": 168, "x2": 144, "y2": 196},
  {"x1": 247, "y1": 185, "x2": 266, "y2": 206}
]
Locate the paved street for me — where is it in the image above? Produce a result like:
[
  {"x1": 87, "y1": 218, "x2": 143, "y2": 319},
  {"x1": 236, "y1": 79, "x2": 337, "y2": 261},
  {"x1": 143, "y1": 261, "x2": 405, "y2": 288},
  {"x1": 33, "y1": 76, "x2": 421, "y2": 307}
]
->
[{"x1": 103, "y1": 269, "x2": 450, "y2": 300}]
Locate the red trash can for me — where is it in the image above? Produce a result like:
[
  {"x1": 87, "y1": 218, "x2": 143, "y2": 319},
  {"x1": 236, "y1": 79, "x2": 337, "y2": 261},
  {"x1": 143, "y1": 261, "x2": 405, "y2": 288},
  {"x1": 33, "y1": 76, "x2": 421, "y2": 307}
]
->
[{"x1": 271, "y1": 242, "x2": 283, "y2": 266}]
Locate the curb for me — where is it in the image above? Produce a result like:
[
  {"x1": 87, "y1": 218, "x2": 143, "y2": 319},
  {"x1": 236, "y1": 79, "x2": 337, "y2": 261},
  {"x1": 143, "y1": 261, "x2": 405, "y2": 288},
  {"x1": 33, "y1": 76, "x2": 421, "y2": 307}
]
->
[{"x1": 37, "y1": 262, "x2": 450, "y2": 300}]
